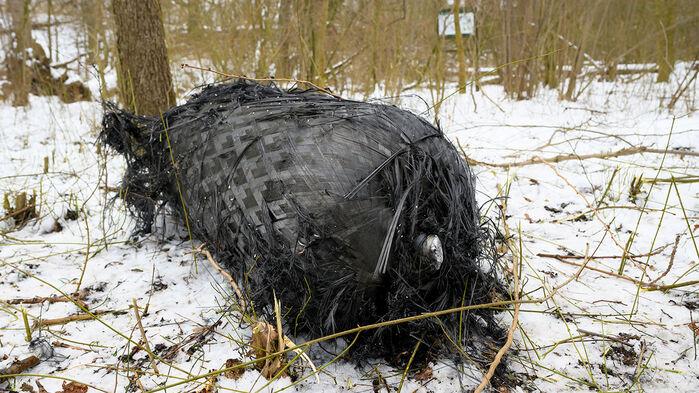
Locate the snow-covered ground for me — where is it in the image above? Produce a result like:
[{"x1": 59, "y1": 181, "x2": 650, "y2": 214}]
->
[
  {"x1": 2, "y1": 22, "x2": 698, "y2": 393},
  {"x1": 444, "y1": 73, "x2": 699, "y2": 392}
]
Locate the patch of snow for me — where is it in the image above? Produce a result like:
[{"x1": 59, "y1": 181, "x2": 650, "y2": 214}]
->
[{"x1": 1, "y1": 24, "x2": 698, "y2": 393}]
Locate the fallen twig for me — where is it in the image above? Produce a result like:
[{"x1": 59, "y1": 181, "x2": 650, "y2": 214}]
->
[
  {"x1": 195, "y1": 244, "x2": 247, "y2": 311},
  {"x1": 52, "y1": 341, "x2": 94, "y2": 352},
  {"x1": 475, "y1": 230, "x2": 522, "y2": 392},
  {"x1": 33, "y1": 309, "x2": 113, "y2": 329},
  {"x1": 545, "y1": 253, "x2": 699, "y2": 292},
  {"x1": 640, "y1": 175, "x2": 699, "y2": 184},
  {"x1": 461, "y1": 146, "x2": 699, "y2": 168},
  {"x1": 577, "y1": 329, "x2": 634, "y2": 347},
  {"x1": 132, "y1": 299, "x2": 160, "y2": 375},
  {"x1": 549, "y1": 256, "x2": 643, "y2": 285},
  {"x1": 195, "y1": 244, "x2": 320, "y2": 382},
  {"x1": 0, "y1": 356, "x2": 40, "y2": 378},
  {"x1": 644, "y1": 279, "x2": 699, "y2": 291},
  {"x1": 162, "y1": 321, "x2": 222, "y2": 360},
  {"x1": 4, "y1": 288, "x2": 89, "y2": 310},
  {"x1": 0, "y1": 204, "x2": 37, "y2": 222},
  {"x1": 649, "y1": 234, "x2": 681, "y2": 286},
  {"x1": 537, "y1": 249, "x2": 665, "y2": 261}
]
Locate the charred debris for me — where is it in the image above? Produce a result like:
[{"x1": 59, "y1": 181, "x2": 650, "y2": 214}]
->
[{"x1": 100, "y1": 79, "x2": 511, "y2": 380}]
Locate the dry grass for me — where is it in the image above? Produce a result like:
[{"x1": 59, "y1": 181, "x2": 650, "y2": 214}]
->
[{"x1": 1, "y1": 2, "x2": 698, "y2": 392}]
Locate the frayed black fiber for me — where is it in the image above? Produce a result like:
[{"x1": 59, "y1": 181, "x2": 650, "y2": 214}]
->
[{"x1": 100, "y1": 80, "x2": 510, "y2": 379}]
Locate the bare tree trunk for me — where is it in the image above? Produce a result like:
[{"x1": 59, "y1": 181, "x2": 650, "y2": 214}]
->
[
  {"x1": 500, "y1": 0, "x2": 513, "y2": 95},
  {"x1": 543, "y1": 36, "x2": 559, "y2": 88},
  {"x1": 186, "y1": 0, "x2": 203, "y2": 39},
  {"x1": 47, "y1": 0, "x2": 52, "y2": 62},
  {"x1": 543, "y1": 4, "x2": 560, "y2": 90},
  {"x1": 654, "y1": 0, "x2": 676, "y2": 83},
  {"x1": 80, "y1": 0, "x2": 101, "y2": 65},
  {"x1": 275, "y1": 0, "x2": 293, "y2": 78},
  {"x1": 467, "y1": 0, "x2": 481, "y2": 91},
  {"x1": 254, "y1": 0, "x2": 271, "y2": 77},
  {"x1": 6, "y1": 0, "x2": 32, "y2": 106},
  {"x1": 112, "y1": 0, "x2": 175, "y2": 116},
  {"x1": 562, "y1": 45, "x2": 582, "y2": 101},
  {"x1": 368, "y1": 0, "x2": 380, "y2": 95},
  {"x1": 309, "y1": 0, "x2": 329, "y2": 86},
  {"x1": 452, "y1": 0, "x2": 466, "y2": 93}
]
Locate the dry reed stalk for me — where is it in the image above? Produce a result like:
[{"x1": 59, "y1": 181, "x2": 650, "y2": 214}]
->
[
  {"x1": 462, "y1": 146, "x2": 699, "y2": 168},
  {"x1": 4, "y1": 288, "x2": 89, "y2": 309},
  {"x1": 34, "y1": 309, "x2": 111, "y2": 328},
  {"x1": 132, "y1": 298, "x2": 160, "y2": 375},
  {"x1": 195, "y1": 244, "x2": 319, "y2": 382},
  {"x1": 195, "y1": 244, "x2": 247, "y2": 311},
  {"x1": 474, "y1": 231, "x2": 521, "y2": 392}
]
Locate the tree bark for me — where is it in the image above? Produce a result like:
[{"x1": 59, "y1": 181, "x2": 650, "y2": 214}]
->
[
  {"x1": 112, "y1": 0, "x2": 175, "y2": 116},
  {"x1": 275, "y1": 0, "x2": 293, "y2": 78},
  {"x1": 309, "y1": 0, "x2": 329, "y2": 86},
  {"x1": 5, "y1": 0, "x2": 32, "y2": 106},
  {"x1": 654, "y1": 0, "x2": 676, "y2": 83},
  {"x1": 254, "y1": 0, "x2": 271, "y2": 77},
  {"x1": 368, "y1": 0, "x2": 380, "y2": 94},
  {"x1": 80, "y1": 0, "x2": 102, "y2": 65},
  {"x1": 186, "y1": 0, "x2": 203, "y2": 39},
  {"x1": 452, "y1": 0, "x2": 466, "y2": 93}
]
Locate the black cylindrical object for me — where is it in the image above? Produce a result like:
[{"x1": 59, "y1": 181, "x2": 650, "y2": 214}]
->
[{"x1": 101, "y1": 80, "x2": 506, "y2": 368}]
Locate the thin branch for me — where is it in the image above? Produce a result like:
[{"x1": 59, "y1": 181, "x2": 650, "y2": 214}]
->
[
  {"x1": 195, "y1": 244, "x2": 247, "y2": 311},
  {"x1": 3, "y1": 288, "x2": 89, "y2": 309},
  {"x1": 34, "y1": 309, "x2": 112, "y2": 328},
  {"x1": 649, "y1": 234, "x2": 681, "y2": 286},
  {"x1": 475, "y1": 229, "x2": 523, "y2": 392},
  {"x1": 132, "y1": 298, "x2": 160, "y2": 375},
  {"x1": 577, "y1": 329, "x2": 634, "y2": 347},
  {"x1": 0, "y1": 356, "x2": 40, "y2": 378},
  {"x1": 462, "y1": 147, "x2": 699, "y2": 168}
]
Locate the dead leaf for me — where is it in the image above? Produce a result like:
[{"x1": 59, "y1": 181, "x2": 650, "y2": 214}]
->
[
  {"x1": 414, "y1": 365, "x2": 433, "y2": 382},
  {"x1": 197, "y1": 374, "x2": 217, "y2": 393},
  {"x1": 20, "y1": 382, "x2": 35, "y2": 392},
  {"x1": 689, "y1": 321, "x2": 699, "y2": 335},
  {"x1": 223, "y1": 358, "x2": 245, "y2": 380},
  {"x1": 57, "y1": 381, "x2": 88, "y2": 393},
  {"x1": 248, "y1": 321, "x2": 286, "y2": 379}
]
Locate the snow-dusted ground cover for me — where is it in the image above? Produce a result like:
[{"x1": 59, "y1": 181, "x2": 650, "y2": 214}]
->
[
  {"x1": 442, "y1": 74, "x2": 699, "y2": 392},
  {"x1": 2, "y1": 23, "x2": 698, "y2": 393}
]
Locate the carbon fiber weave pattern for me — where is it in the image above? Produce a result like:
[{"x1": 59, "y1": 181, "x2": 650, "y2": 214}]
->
[{"x1": 100, "y1": 80, "x2": 507, "y2": 370}]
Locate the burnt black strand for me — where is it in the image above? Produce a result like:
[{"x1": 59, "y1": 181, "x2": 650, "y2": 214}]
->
[{"x1": 99, "y1": 79, "x2": 510, "y2": 382}]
